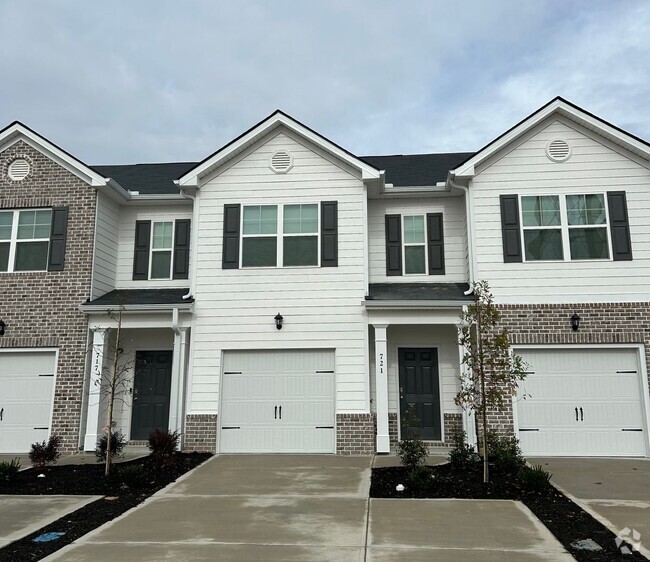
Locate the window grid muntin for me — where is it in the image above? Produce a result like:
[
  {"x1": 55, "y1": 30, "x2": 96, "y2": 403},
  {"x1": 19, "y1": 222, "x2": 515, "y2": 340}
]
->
[
  {"x1": 402, "y1": 214, "x2": 427, "y2": 274},
  {"x1": 149, "y1": 220, "x2": 175, "y2": 279},
  {"x1": 0, "y1": 209, "x2": 52, "y2": 273}
]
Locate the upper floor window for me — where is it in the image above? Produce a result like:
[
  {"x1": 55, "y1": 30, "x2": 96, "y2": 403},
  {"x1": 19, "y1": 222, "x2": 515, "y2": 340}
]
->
[
  {"x1": 500, "y1": 191, "x2": 632, "y2": 263},
  {"x1": 132, "y1": 219, "x2": 190, "y2": 281},
  {"x1": 385, "y1": 213, "x2": 445, "y2": 276},
  {"x1": 241, "y1": 204, "x2": 319, "y2": 267},
  {"x1": 402, "y1": 215, "x2": 426, "y2": 274},
  {"x1": 150, "y1": 221, "x2": 174, "y2": 279},
  {"x1": 0, "y1": 209, "x2": 52, "y2": 272}
]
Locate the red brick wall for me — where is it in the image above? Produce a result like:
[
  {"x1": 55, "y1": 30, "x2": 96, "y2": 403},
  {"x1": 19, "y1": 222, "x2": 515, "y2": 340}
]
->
[
  {"x1": 184, "y1": 414, "x2": 217, "y2": 452},
  {"x1": 0, "y1": 140, "x2": 96, "y2": 453}
]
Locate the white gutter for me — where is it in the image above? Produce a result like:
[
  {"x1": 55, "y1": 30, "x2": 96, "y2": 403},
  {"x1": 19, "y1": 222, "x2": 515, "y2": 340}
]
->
[
  {"x1": 177, "y1": 183, "x2": 198, "y2": 300},
  {"x1": 171, "y1": 307, "x2": 180, "y2": 335},
  {"x1": 79, "y1": 303, "x2": 194, "y2": 313},
  {"x1": 448, "y1": 176, "x2": 475, "y2": 295},
  {"x1": 362, "y1": 300, "x2": 470, "y2": 309}
]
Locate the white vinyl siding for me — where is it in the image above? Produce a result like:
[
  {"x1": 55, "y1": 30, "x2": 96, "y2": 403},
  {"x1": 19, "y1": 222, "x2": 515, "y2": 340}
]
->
[
  {"x1": 472, "y1": 117, "x2": 650, "y2": 303},
  {"x1": 368, "y1": 196, "x2": 467, "y2": 283},
  {"x1": 189, "y1": 130, "x2": 368, "y2": 415},
  {"x1": 92, "y1": 192, "x2": 119, "y2": 299},
  {"x1": 114, "y1": 204, "x2": 192, "y2": 289}
]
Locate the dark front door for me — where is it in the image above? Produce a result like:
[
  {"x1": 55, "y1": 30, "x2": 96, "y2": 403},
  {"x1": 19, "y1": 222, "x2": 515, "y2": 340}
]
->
[
  {"x1": 131, "y1": 350, "x2": 173, "y2": 440},
  {"x1": 398, "y1": 348, "x2": 441, "y2": 440}
]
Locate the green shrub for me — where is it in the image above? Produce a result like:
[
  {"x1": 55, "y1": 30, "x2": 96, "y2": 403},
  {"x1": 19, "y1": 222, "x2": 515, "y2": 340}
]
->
[
  {"x1": 148, "y1": 429, "x2": 180, "y2": 466},
  {"x1": 447, "y1": 429, "x2": 478, "y2": 468},
  {"x1": 407, "y1": 465, "x2": 435, "y2": 490},
  {"x1": 29, "y1": 435, "x2": 61, "y2": 468},
  {"x1": 119, "y1": 464, "x2": 147, "y2": 488},
  {"x1": 486, "y1": 432, "x2": 526, "y2": 473},
  {"x1": 518, "y1": 465, "x2": 553, "y2": 492},
  {"x1": 0, "y1": 458, "x2": 21, "y2": 482},
  {"x1": 95, "y1": 431, "x2": 126, "y2": 462},
  {"x1": 396, "y1": 406, "x2": 428, "y2": 470}
]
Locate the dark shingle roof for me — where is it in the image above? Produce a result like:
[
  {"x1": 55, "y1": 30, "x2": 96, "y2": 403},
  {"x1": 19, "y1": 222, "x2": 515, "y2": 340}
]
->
[
  {"x1": 84, "y1": 288, "x2": 193, "y2": 307},
  {"x1": 360, "y1": 153, "x2": 475, "y2": 187},
  {"x1": 93, "y1": 162, "x2": 197, "y2": 194},
  {"x1": 367, "y1": 283, "x2": 472, "y2": 301}
]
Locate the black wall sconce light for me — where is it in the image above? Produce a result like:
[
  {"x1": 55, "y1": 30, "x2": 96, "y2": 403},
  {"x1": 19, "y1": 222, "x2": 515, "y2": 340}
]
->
[
  {"x1": 274, "y1": 313, "x2": 284, "y2": 330},
  {"x1": 0, "y1": 319, "x2": 5, "y2": 336},
  {"x1": 571, "y1": 313, "x2": 581, "y2": 332}
]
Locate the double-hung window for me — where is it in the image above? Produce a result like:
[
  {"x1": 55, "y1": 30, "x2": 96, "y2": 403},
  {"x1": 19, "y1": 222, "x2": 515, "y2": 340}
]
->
[
  {"x1": 0, "y1": 209, "x2": 52, "y2": 272},
  {"x1": 566, "y1": 194, "x2": 609, "y2": 259},
  {"x1": 521, "y1": 196, "x2": 563, "y2": 261},
  {"x1": 241, "y1": 204, "x2": 319, "y2": 267},
  {"x1": 402, "y1": 215, "x2": 426, "y2": 274},
  {"x1": 150, "y1": 221, "x2": 174, "y2": 279}
]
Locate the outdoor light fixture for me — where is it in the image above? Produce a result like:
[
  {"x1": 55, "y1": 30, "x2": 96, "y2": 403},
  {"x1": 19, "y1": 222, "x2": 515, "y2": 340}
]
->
[
  {"x1": 0, "y1": 319, "x2": 5, "y2": 336},
  {"x1": 274, "y1": 313, "x2": 284, "y2": 330},
  {"x1": 571, "y1": 313, "x2": 581, "y2": 332}
]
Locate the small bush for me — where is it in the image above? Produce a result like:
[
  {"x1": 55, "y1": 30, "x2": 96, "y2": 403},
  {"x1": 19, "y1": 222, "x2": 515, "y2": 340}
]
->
[
  {"x1": 396, "y1": 406, "x2": 428, "y2": 470},
  {"x1": 119, "y1": 465, "x2": 147, "y2": 488},
  {"x1": 407, "y1": 465, "x2": 435, "y2": 490},
  {"x1": 0, "y1": 458, "x2": 21, "y2": 482},
  {"x1": 29, "y1": 435, "x2": 61, "y2": 468},
  {"x1": 448, "y1": 429, "x2": 478, "y2": 468},
  {"x1": 148, "y1": 429, "x2": 180, "y2": 466},
  {"x1": 518, "y1": 464, "x2": 553, "y2": 492},
  {"x1": 486, "y1": 432, "x2": 526, "y2": 473},
  {"x1": 95, "y1": 431, "x2": 126, "y2": 462}
]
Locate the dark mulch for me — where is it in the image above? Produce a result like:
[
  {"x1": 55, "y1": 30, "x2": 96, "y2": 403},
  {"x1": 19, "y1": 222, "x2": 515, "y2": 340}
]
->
[
  {"x1": 0, "y1": 452, "x2": 211, "y2": 562},
  {"x1": 371, "y1": 462, "x2": 646, "y2": 561}
]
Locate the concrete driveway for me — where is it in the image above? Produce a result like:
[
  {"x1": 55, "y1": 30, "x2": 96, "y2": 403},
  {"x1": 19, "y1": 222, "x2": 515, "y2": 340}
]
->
[
  {"x1": 47, "y1": 455, "x2": 569, "y2": 561},
  {"x1": 533, "y1": 457, "x2": 650, "y2": 557}
]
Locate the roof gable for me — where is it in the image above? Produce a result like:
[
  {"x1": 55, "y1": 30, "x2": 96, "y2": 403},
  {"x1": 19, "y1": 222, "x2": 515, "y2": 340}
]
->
[
  {"x1": 177, "y1": 110, "x2": 381, "y2": 188},
  {"x1": 451, "y1": 97, "x2": 650, "y2": 179}
]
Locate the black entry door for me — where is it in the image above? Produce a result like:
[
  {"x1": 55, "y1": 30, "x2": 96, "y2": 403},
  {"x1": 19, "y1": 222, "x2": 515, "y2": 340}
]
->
[
  {"x1": 131, "y1": 350, "x2": 173, "y2": 440},
  {"x1": 398, "y1": 348, "x2": 441, "y2": 440}
]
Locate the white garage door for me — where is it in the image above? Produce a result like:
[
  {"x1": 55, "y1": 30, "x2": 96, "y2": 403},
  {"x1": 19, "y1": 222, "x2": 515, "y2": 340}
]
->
[
  {"x1": 516, "y1": 348, "x2": 648, "y2": 457},
  {"x1": 220, "y1": 350, "x2": 335, "y2": 453},
  {"x1": 0, "y1": 351, "x2": 56, "y2": 453}
]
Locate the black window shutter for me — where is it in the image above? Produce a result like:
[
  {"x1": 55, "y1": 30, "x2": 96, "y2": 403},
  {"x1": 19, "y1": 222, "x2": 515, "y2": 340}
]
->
[
  {"x1": 499, "y1": 195, "x2": 522, "y2": 263},
  {"x1": 607, "y1": 191, "x2": 633, "y2": 261},
  {"x1": 385, "y1": 214, "x2": 402, "y2": 276},
  {"x1": 172, "y1": 219, "x2": 191, "y2": 279},
  {"x1": 47, "y1": 207, "x2": 68, "y2": 271},
  {"x1": 222, "y1": 204, "x2": 241, "y2": 269},
  {"x1": 132, "y1": 220, "x2": 151, "y2": 280},
  {"x1": 321, "y1": 201, "x2": 338, "y2": 267},
  {"x1": 427, "y1": 213, "x2": 445, "y2": 275}
]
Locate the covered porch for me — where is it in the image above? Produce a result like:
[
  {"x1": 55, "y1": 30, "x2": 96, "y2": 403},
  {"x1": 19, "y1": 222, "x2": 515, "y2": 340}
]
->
[
  {"x1": 80, "y1": 289, "x2": 193, "y2": 451},
  {"x1": 364, "y1": 283, "x2": 476, "y2": 453}
]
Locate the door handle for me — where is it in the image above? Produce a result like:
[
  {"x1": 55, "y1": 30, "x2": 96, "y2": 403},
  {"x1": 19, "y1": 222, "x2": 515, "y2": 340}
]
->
[
  {"x1": 279, "y1": 405, "x2": 282, "y2": 419},
  {"x1": 575, "y1": 407, "x2": 578, "y2": 421},
  {"x1": 580, "y1": 407, "x2": 583, "y2": 422},
  {"x1": 0, "y1": 407, "x2": 3, "y2": 421},
  {"x1": 400, "y1": 387, "x2": 404, "y2": 400},
  {"x1": 275, "y1": 406, "x2": 277, "y2": 419}
]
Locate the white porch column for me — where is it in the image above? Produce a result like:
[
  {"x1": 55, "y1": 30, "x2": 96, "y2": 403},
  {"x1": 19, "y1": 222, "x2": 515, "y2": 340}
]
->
[
  {"x1": 374, "y1": 324, "x2": 390, "y2": 453},
  {"x1": 457, "y1": 325, "x2": 477, "y2": 448},
  {"x1": 169, "y1": 328, "x2": 188, "y2": 434},
  {"x1": 84, "y1": 328, "x2": 108, "y2": 451}
]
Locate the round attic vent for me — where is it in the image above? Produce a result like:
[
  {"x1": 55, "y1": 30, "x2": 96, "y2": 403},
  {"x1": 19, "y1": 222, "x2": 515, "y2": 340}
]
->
[
  {"x1": 8, "y1": 158, "x2": 30, "y2": 180},
  {"x1": 270, "y1": 150, "x2": 293, "y2": 173},
  {"x1": 546, "y1": 139, "x2": 571, "y2": 162}
]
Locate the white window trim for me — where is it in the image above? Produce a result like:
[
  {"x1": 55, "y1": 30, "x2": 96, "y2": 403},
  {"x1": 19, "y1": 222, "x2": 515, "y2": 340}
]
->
[
  {"x1": 401, "y1": 214, "x2": 427, "y2": 275},
  {"x1": 240, "y1": 203, "x2": 321, "y2": 268},
  {"x1": 519, "y1": 193, "x2": 613, "y2": 263},
  {"x1": 149, "y1": 220, "x2": 175, "y2": 280},
  {"x1": 0, "y1": 208, "x2": 51, "y2": 273}
]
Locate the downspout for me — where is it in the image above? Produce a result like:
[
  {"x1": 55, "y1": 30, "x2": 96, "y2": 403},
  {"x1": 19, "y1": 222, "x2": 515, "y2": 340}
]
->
[
  {"x1": 177, "y1": 185, "x2": 198, "y2": 300},
  {"x1": 448, "y1": 176, "x2": 475, "y2": 295}
]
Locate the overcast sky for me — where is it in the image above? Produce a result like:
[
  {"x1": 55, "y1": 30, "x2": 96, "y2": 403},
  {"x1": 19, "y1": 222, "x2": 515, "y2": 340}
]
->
[{"x1": 1, "y1": 1, "x2": 648, "y2": 165}]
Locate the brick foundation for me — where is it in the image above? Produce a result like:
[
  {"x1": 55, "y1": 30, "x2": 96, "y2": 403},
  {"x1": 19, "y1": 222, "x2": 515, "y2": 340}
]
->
[
  {"x1": 336, "y1": 413, "x2": 375, "y2": 455},
  {"x1": 183, "y1": 414, "x2": 218, "y2": 452},
  {"x1": 0, "y1": 141, "x2": 96, "y2": 454}
]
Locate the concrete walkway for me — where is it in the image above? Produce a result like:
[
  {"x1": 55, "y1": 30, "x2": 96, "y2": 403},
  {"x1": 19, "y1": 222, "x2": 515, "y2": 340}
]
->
[
  {"x1": 47, "y1": 454, "x2": 569, "y2": 561},
  {"x1": 532, "y1": 457, "x2": 650, "y2": 558}
]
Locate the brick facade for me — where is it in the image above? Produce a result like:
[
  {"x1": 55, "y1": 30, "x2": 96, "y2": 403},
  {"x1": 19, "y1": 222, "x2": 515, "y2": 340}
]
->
[
  {"x1": 336, "y1": 413, "x2": 375, "y2": 455},
  {"x1": 184, "y1": 414, "x2": 218, "y2": 452},
  {"x1": 0, "y1": 140, "x2": 96, "y2": 453}
]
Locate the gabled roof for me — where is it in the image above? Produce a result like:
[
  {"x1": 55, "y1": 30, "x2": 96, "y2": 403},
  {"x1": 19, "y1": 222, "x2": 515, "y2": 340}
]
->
[
  {"x1": 451, "y1": 96, "x2": 650, "y2": 179},
  {"x1": 361, "y1": 153, "x2": 474, "y2": 187},
  {"x1": 177, "y1": 110, "x2": 382, "y2": 188},
  {"x1": 93, "y1": 162, "x2": 196, "y2": 195},
  {"x1": 0, "y1": 121, "x2": 109, "y2": 187}
]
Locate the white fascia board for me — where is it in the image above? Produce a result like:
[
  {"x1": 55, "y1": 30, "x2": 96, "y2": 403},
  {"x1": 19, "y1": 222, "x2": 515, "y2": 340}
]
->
[
  {"x1": 177, "y1": 112, "x2": 380, "y2": 188},
  {"x1": 362, "y1": 299, "x2": 468, "y2": 309},
  {"x1": 451, "y1": 99, "x2": 650, "y2": 178},
  {"x1": 80, "y1": 303, "x2": 194, "y2": 313},
  {"x1": 0, "y1": 123, "x2": 108, "y2": 187}
]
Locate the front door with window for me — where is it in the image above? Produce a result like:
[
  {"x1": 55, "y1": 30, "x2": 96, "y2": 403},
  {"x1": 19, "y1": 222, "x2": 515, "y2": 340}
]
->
[
  {"x1": 131, "y1": 350, "x2": 173, "y2": 441},
  {"x1": 398, "y1": 348, "x2": 441, "y2": 440}
]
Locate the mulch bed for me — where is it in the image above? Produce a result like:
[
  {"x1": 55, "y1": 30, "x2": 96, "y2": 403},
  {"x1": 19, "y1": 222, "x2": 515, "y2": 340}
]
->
[
  {"x1": 0, "y1": 452, "x2": 211, "y2": 561},
  {"x1": 371, "y1": 462, "x2": 646, "y2": 561}
]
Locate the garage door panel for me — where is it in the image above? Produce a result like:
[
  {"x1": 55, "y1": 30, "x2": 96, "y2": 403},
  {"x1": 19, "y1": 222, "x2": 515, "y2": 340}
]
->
[{"x1": 517, "y1": 348, "x2": 647, "y2": 457}]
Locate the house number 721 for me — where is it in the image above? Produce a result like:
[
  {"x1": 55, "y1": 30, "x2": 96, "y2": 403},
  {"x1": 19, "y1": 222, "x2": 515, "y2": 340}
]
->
[{"x1": 379, "y1": 353, "x2": 384, "y2": 373}]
